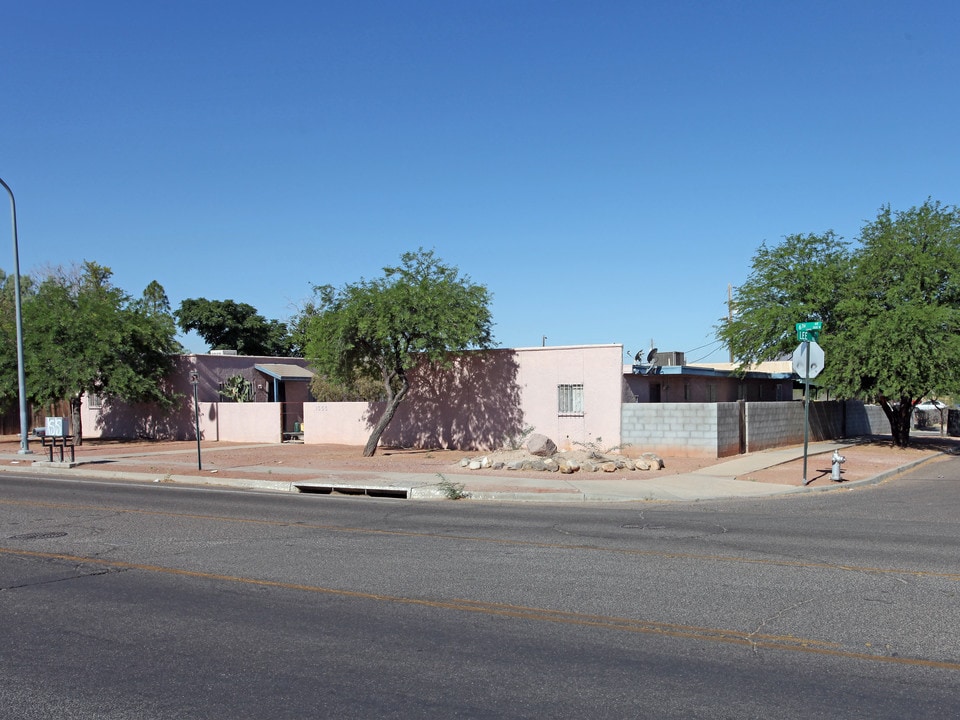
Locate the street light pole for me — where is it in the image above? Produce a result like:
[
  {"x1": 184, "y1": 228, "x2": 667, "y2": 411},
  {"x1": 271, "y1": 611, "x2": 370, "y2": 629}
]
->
[{"x1": 0, "y1": 176, "x2": 31, "y2": 455}]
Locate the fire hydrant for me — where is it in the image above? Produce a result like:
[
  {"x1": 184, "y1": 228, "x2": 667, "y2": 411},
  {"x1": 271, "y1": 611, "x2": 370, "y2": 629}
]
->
[{"x1": 831, "y1": 449, "x2": 846, "y2": 481}]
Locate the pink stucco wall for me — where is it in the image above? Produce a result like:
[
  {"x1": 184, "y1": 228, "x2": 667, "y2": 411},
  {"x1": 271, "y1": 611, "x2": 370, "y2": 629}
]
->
[
  {"x1": 302, "y1": 344, "x2": 624, "y2": 451},
  {"x1": 211, "y1": 402, "x2": 282, "y2": 443},
  {"x1": 303, "y1": 402, "x2": 375, "y2": 445},
  {"x1": 80, "y1": 353, "x2": 312, "y2": 440},
  {"x1": 513, "y1": 344, "x2": 623, "y2": 451}
]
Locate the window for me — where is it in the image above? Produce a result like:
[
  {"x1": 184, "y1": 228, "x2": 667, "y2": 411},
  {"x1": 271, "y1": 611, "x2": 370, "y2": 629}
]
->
[
  {"x1": 87, "y1": 393, "x2": 102, "y2": 410},
  {"x1": 683, "y1": 383, "x2": 692, "y2": 401},
  {"x1": 706, "y1": 383, "x2": 717, "y2": 403},
  {"x1": 558, "y1": 384, "x2": 584, "y2": 416}
]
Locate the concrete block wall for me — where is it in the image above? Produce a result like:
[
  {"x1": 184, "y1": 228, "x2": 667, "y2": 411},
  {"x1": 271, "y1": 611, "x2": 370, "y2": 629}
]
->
[
  {"x1": 716, "y1": 403, "x2": 742, "y2": 457},
  {"x1": 808, "y1": 400, "x2": 846, "y2": 440},
  {"x1": 745, "y1": 402, "x2": 805, "y2": 452},
  {"x1": 622, "y1": 399, "x2": 885, "y2": 459},
  {"x1": 843, "y1": 400, "x2": 888, "y2": 436},
  {"x1": 621, "y1": 403, "x2": 721, "y2": 457}
]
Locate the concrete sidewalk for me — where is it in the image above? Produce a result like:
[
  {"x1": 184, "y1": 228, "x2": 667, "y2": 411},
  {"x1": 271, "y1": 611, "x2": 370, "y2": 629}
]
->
[{"x1": 0, "y1": 439, "x2": 941, "y2": 502}]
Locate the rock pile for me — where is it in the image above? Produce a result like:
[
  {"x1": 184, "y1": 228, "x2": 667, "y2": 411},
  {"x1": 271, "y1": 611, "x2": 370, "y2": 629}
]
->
[{"x1": 457, "y1": 433, "x2": 665, "y2": 475}]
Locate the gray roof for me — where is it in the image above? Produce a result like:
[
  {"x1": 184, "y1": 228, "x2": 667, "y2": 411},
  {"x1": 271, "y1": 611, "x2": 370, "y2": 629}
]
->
[{"x1": 254, "y1": 364, "x2": 315, "y2": 381}]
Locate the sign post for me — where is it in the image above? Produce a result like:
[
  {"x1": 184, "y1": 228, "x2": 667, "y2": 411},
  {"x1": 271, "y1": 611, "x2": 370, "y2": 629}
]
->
[
  {"x1": 190, "y1": 371, "x2": 202, "y2": 470},
  {"x1": 793, "y1": 323, "x2": 824, "y2": 485}
]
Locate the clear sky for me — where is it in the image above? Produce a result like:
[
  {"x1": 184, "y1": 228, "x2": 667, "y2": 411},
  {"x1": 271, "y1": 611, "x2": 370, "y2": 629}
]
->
[{"x1": 2, "y1": 1, "x2": 958, "y2": 361}]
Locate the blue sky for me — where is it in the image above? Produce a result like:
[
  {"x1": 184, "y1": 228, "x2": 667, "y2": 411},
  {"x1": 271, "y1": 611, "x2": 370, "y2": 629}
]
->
[{"x1": 2, "y1": 1, "x2": 958, "y2": 361}]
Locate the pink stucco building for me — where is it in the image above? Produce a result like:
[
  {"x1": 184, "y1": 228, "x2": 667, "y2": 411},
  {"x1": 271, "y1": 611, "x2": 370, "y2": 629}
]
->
[
  {"x1": 80, "y1": 345, "x2": 626, "y2": 450},
  {"x1": 77, "y1": 344, "x2": 805, "y2": 454}
]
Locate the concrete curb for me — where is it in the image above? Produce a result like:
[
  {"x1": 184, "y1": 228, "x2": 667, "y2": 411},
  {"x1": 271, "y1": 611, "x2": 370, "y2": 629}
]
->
[
  {"x1": 789, "y1": 451, "x2": 947, "y2": 494},
  {"x1": 0, "y1": 447, "x2": 949, "y2": 503}
]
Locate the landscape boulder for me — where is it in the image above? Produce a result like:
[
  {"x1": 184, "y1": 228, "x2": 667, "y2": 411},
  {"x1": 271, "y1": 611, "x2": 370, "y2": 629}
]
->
[
  {"x1": 642, "y1": 452, "x2": 665, "y2": 469},
  {"x1": 526, "y1": 433, "x2": 557, "y2": 457}
]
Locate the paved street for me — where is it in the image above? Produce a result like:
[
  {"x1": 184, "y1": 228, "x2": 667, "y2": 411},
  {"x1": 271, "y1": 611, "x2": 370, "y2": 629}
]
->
[{"x1": 2, "y1": 459, "x2": 959, "y2": 718}]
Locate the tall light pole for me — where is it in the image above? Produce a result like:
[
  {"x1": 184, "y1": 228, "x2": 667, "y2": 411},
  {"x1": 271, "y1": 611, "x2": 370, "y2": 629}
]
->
[{"x1": 0, "y1": 176, "x2": 31, "y2": 454}]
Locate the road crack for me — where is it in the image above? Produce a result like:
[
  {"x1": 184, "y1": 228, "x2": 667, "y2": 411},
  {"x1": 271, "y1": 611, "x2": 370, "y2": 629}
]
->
[{"x1": 1, "y1": 565, "x2": 127, "y2": 592}]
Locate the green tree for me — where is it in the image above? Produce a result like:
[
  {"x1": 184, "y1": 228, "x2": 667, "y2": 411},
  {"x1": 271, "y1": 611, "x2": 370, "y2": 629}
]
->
[
  {"x1": 301, "y1": 248, "x2": 493, "y2": 456},
  {"x1": 175, "y1": 298, "x2": 293, "y2": 356},
  {"x1": 23, "y1": 263, "x2": 180, "y2": 442},
  {"x1": 718, "y1": 200, "x2": 960, "y2": 447},
  {"x1": 718, "y1": 231, "x2": 852, "y2": 366},
  {"x1": 0, "y1": 269, "x2": 28, "y2": 414},
  {"x1": 830, "y1": 202, "x2": 960, "y2": 446}
]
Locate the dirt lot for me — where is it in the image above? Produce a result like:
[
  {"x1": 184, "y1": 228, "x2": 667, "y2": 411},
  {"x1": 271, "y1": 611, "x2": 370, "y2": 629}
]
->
[{"x1": 2, "y1": 434, "x2": 956, "y2": 487}]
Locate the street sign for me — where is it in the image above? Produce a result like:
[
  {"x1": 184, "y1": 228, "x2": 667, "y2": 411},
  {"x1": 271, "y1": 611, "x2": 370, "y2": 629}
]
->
[
  {"x1": 792, "y1": 341, "x2": 824, "y2": 379},
  {"x1": 796, "y1": 321, "x2": 823, "y2": 342}
]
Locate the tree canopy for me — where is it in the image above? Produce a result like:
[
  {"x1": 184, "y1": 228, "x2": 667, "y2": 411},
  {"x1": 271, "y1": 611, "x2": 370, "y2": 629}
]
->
[
  {"x1": 21, "y1": 263, "x2": 181, "y2": 442},
  {"x1": 0, "y1": 269, "x2": 29, "y2": 414},
  {"x1": 301, "y1": 248, "x2": 494, "y2": 456},
  {"x1": 718, "y1": 199, "x2": 960, "y2": 447},
  {"x1": 175, "y1": 298, "x2": 294, "y2": 356}
]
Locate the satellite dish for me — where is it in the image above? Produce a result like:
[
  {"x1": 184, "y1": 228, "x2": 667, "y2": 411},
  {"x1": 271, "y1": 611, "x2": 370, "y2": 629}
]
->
[{"x1": 646, "y1": 348, "x2": 658, "y2": 363}]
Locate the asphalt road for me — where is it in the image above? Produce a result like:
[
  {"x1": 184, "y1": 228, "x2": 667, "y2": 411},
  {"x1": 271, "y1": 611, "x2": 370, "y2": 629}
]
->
[{"x1": 1, "y1": 459, "x2": 959, "y2": 719}]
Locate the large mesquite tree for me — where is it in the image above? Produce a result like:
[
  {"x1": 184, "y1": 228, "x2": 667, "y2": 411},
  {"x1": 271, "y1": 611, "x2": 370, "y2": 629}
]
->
[
  {"x1": 830, "y1": 202, "x2": 960, "y2": 446},
  {"x1": 302, "y1": 249, "x2": 493, "y2": 456},
  {"x1": 718, "y1": 200, "x2": 960, "y2": 447},
  {"x1": 23, "y1": 263, "x2": 180, "y2": 442}
]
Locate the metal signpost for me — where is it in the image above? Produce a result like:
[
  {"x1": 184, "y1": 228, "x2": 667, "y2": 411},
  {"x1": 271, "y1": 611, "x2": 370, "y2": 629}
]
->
[
  {"x1": 793, "y1": 322, "x2": 824, "y2": 485},
  {"x1": 190, "y1": 371, "x2": 202, "y2": 470}
]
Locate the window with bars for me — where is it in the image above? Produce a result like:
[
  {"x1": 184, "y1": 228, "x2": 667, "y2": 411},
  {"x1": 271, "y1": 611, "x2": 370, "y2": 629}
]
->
[
  {"x1": 558, "y1": 384, "x2": 584, "y2": 416},
  {"x1": 87, "y1": 393, "x2": 102, "y2": 410}
]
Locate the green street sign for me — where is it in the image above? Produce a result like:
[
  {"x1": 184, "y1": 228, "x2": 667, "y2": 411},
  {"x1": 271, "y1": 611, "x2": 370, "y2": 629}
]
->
[{"x1": 796, "y1": 321, "x2": 822, "y2": 342}]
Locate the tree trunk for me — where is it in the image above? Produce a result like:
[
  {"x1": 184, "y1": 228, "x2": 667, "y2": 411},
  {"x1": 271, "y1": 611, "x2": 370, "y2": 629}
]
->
[
  {"x1": 362, "y1": 378, "x2": 410, "y2": 457},
  {"x1": 879, "y1": 395, "x2": 913, "y2": 448},
  {"x1": 70, "y1": 394, "x2": 84, "y2": 446}
]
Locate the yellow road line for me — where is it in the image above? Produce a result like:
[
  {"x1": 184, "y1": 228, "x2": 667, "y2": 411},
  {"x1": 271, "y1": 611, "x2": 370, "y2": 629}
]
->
[
  {"x1": 2, "y1": 545, "x2": 958, "y2": 671},
  {"x1": 3, "y1": 496, "x2": 960, "y2": 583}
]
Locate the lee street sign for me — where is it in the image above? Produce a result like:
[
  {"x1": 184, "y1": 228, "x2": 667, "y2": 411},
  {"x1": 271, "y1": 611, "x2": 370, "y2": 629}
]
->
[{"x1": 796, "y1": 321, "x2": 823, "y2": 342}]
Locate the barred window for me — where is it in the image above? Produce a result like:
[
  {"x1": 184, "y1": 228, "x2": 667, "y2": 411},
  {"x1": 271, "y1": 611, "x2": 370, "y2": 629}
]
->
[
  {"x1": 87, "y1": 393, "x2": 102, "y2": 410},
  {"x1": 558, "y1": 384, "x2": 584, "y2": 416}
]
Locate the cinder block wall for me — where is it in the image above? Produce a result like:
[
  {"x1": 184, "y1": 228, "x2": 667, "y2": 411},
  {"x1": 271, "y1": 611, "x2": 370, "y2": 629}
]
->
[
  {"x1": 622, "y1": 399, "x2": 882, "y2": 458},
  {"x1": 621, "y1": 403, "x2": 720, "y2": 457},
  {"x1": 744, "y1": 402, "x2": 805, "y2": 452},
  {"x1": 844, "y1": 400, "x2": 889, "y2": 435},
  {"x1": 717, "y1": 403, "x2": 742, "y2": 457}
]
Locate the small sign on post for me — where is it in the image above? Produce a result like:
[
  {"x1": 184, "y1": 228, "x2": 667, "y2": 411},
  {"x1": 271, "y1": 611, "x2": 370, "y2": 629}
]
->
[
  {"x1": 45, "y1": 417, "x2": 70, "y2": 438},
  {"x1": 796, "y1": 321, "x2": 823, "y2": 343}
]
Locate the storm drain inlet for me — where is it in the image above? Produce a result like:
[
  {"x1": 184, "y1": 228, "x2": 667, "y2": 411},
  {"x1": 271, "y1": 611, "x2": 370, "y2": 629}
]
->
[{"x1": 294, "y1": 483, "x2": 409, "y2": 499}]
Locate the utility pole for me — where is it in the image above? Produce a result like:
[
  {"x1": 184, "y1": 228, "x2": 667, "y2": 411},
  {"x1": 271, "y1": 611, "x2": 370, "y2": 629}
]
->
[{"x1": 1, "y1": 177, "x2": 31, "y2": 454}]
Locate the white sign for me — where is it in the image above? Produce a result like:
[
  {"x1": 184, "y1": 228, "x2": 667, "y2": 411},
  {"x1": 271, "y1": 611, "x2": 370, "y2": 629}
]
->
[
  {"x1": 45, "y1": 416, "x2": 70, "y2": 437},
  {"x1": 792, "y1": 341, "x2": 825, "y2": 379}
]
